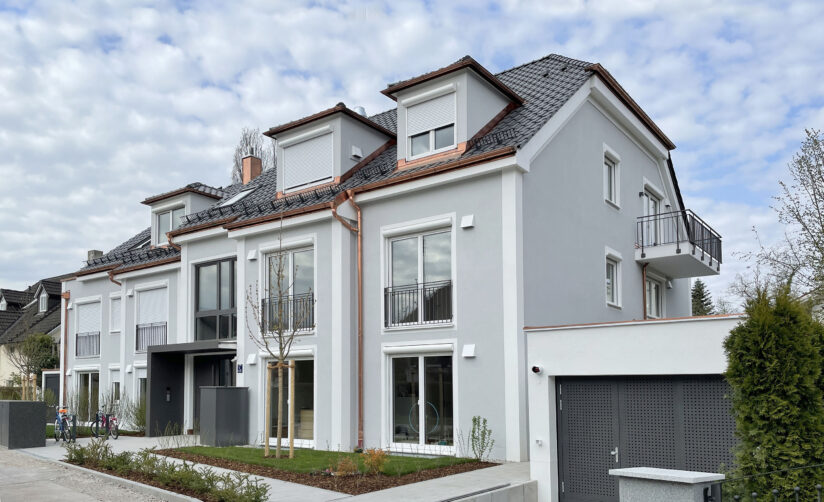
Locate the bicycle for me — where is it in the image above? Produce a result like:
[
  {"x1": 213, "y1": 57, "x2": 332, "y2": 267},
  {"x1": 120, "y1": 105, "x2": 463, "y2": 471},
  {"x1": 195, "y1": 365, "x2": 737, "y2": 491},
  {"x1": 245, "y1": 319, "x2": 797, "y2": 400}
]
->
[
  {"x1": 91, "y1": 409, "x2": 119, "y2": 440},
  {"x1": 54, "y1": 407, "x2": 71, "y2": 442}
]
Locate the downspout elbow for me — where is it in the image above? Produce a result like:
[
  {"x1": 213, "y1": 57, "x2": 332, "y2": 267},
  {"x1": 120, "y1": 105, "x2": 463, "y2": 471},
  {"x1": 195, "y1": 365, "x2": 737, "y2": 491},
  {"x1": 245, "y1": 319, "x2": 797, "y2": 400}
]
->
[{"x1": 107, "y1": 269, "x2": 122, "y2": 286}]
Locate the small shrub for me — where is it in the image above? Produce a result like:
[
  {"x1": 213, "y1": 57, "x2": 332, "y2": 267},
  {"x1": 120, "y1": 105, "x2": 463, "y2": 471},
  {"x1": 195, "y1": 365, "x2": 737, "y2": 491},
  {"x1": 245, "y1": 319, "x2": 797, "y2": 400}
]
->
[
  {"x1": 332, "y1": 456, "x2": 359, "y2": 476},
  {"x1": 64, "y1": 441, "x2": 86, "y2": 464},
  {"x1": 469, "y1": 416, "x2": 495, "y2": 461},
  {"x1": 362, "y1": 448, "x2": 388, "y2": 475}
]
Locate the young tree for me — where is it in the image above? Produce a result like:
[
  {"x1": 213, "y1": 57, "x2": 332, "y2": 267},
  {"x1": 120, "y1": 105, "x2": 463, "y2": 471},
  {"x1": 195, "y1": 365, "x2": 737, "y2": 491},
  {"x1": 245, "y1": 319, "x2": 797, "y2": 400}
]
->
[
  {"x1": 8, "y1": 333, "x2": 59, "y2": 400},
  {"x1": 231, "y1": 127, "x2": 276, "y2": 184},
  {"x1": 746, "y1": 129, "x2": 824, "y2": 300},
  {"x1": 691, "y1": 279, "x2": 715, "y2": 315},
  {"x1": 245, "y1": 229, "x2": 314, "y2": 458},
  {"x1": 724, "y1": 286, "x2": 824, "y2": 497}
]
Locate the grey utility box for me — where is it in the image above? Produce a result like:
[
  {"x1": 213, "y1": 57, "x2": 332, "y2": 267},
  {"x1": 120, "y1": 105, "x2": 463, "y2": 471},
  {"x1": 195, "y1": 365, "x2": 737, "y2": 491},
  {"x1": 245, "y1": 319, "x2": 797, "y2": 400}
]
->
[
  {"x1": 199, "y1": 387, "x2": 248, "y2": 447},
  {"x1": 0, "y1": 400, "x2": 46, "y2": 449}
]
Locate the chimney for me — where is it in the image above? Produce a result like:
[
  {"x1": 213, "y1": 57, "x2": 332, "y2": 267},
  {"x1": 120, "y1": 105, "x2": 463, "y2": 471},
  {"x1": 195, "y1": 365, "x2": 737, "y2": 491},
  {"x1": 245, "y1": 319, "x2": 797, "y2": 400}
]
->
[
  {"x1": 87, "y1": 250, "x2": 103, "y2": 262},
  {"x1": 242, "y1": 148, "x2": 262, "y2": 185}
]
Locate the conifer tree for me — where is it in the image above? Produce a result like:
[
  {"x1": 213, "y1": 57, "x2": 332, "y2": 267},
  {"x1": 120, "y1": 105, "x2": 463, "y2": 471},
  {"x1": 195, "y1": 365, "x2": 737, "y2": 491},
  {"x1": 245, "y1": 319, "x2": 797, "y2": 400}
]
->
[
  {"x1": 691, "y1": 279, "x2": 715, "y2": 315},
  {"x1": 724, "y1": 287, "x2": 824, "y2": 497}
]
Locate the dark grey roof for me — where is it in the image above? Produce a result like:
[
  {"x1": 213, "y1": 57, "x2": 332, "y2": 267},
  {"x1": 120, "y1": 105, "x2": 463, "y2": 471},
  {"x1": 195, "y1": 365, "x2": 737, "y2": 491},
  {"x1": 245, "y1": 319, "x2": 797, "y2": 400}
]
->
[
  {"x1": 142, "y1": 182, "x2": 228, "y2": 205},
  {"x1": 0, "y1": 303, "x2": 61, "y2": 344},
  {"x1": 0, "y1": 289, "x2": 33, "y2": 309},
  {"x1": 75, "y1": 53, "x2": 594, "y2": 277},
  {"x1": 0, "y1": 311, "x2": 22, "y2": 334}
]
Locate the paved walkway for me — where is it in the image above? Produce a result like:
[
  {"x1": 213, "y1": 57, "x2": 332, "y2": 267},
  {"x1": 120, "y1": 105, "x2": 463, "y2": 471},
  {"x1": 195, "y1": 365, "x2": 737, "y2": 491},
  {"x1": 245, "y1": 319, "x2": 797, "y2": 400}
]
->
[{"x1": 0, "y1": 446, "x2": 164, "y2": 502}]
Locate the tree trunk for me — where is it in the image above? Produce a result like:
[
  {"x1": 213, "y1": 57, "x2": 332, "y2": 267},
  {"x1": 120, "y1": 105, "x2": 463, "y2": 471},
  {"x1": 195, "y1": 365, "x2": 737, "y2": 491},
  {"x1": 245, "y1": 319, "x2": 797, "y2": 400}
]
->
[
  {"x1": 289, "y1": 362, "x2": 295, "y2": 458},
  {"x1": 264, "y1": 364, "x2": 272, "y2": 457},
  {"x1": 276, "y1": 363, "x2": 284, "y2": 459}
]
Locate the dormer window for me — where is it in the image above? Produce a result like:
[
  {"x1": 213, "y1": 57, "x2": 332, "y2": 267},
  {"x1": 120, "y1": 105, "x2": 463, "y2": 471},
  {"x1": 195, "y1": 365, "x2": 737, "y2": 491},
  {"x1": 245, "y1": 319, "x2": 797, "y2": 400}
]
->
[
  {"x1": 282, "y1": 129, "x2": 334, "y2": 191},
  {"x1": 39, "y1": 291, "x2": 48, "y2": 312},
  {"x1": 0, "y1": 298, "x2": 6, "y2": 311},
  {"x1": 156, "y1": 207, "x2": 184, "y2": 245},
  {"x1": 407, "y1": 92, "x2": 456, "y2": 159}
]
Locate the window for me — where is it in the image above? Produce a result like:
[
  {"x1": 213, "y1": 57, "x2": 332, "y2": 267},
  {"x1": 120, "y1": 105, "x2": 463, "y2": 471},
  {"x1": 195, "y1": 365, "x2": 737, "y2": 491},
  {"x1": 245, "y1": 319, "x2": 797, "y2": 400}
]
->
[
  {"x1": 77, "y1": 372, "x2": 99, "y2": 421},
  {"x1": 407, "y1": 93, "x2": 456, "y2": 159},
  {"x1": 386, "y1": 230, "x2": 452, "y2": 327},
  {"x1": 606, "y1": 257, "x2": 620, "y2": 307},
  {"x1": 136, "y1": 288, "x2": 168, "y2": 351},
  {"x1": 604, "y1": 157, "x2": 617, "y2": 205},
  {"x1": 156, "y1": 207, "x2": 185, "y2": 245},
  {"x1": 76, "y1": 301, "x2": 101, "y2": 357},
  {"x1": 641, "y1": 190, "x2": 661, "y2": 246},
  {"x1": 270, "y1": 359, "x2": 314, "y2": 443},
  {"x1": 220, "y1": 189, "x2": 253, "y2": 207},
  {"x1": 111, "y1": 381, "x2": 120, "y2": 402},
  {"x1": 39, "y1": 291, "x2": 48, "y2": 312},
  {"x1": 391, "y1": 355, "x2": 453, "y2": 448},
  {"x1": 110, "y1": 297, "x2": 121, "y2": 333},
  {"x1": 195, "y1": 258, "x2": 236, "y2": 340},
  {"x1": 0, "y1": 298, "x2": 6, "y2": 311},
  {"x1": 265, "y1": 249, "x2": 315, "y2": 332},
  {"x1": 646, "y1": 277, "x2": 664, "y2": 319},
  {"x1": 282, "y1": 132, "x2": 334, "y2": 191}
]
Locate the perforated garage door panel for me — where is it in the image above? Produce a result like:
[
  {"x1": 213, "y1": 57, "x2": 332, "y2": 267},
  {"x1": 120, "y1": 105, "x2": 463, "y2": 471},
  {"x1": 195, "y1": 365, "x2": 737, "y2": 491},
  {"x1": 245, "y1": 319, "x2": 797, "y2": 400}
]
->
[
  {"x1": 559, "y1": 379, "x2": 618, "y2": 500},
  {"x1": 557, "y1": 375, "x2": 736, "y2": 502}
]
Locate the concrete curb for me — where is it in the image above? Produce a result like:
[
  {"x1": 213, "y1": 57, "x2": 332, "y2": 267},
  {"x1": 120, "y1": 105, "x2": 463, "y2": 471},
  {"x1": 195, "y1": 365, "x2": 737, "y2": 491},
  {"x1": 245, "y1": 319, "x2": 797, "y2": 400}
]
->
[{"x1": 18, "y1": 449, "x2": 199, "y2": 502}]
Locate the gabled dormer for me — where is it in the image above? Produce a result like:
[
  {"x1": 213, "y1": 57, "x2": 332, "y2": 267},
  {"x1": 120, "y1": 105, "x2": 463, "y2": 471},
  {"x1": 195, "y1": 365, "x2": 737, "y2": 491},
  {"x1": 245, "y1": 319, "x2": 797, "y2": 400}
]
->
[
  {"x1": 382, "y1": 56, "x2": 523, "y2": 168},
  {"x1": 141, "y1": 183, "x2": 226, "y2": 245},
  {"x1": 265, "y1": 103, "x2": 394, "y2": 195}
]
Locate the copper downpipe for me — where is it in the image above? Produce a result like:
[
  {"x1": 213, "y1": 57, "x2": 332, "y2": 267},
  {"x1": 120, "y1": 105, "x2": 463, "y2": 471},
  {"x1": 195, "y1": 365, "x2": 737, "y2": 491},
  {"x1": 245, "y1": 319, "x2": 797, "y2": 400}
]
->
[
  {"x1": 330, "y1": 190, "x2": 364, "y2": 448},
  {"x1": 61, "y1": 291, "x2": 70, "y2": 405}
]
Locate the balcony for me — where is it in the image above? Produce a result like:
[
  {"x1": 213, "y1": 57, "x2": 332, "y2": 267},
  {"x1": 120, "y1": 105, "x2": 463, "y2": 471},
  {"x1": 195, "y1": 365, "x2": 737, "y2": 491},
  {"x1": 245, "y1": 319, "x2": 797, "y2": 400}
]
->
[
  {"x1": 136, "y1": 322, "x2": 167, "y2": 352},
  {"x1": 262, "y1": 293, "x2": 315, "y2": 333},
  {"x1": 635, "y1": 209, "x2": 722, "y2": 278},
  {"x1": 384, "y1": 280, "x2": 453, "y2": 328},
  {"x1": 76, "y1": 331, "x2": 100, "y2": 357}
]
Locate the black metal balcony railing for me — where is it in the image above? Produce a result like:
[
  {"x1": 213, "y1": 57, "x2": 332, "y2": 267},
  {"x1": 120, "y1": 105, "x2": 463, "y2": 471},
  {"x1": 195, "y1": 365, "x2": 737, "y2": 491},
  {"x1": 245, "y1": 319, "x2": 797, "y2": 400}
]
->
[
  {"x1": 76, "y1": 331, "x2": 100, "y2": 357},
  {"x1": 262, "y1": 293, "x2": 315, "y2": 333},
  {"x1": 136, "y1": 322, "x2": 167, "y2": 352},
  {"x1": 384, "y1": 280, "x2": 453, "y2": 328},
  {"x1": 636, "y1": 209, "x2": 723, "y2": 265}
]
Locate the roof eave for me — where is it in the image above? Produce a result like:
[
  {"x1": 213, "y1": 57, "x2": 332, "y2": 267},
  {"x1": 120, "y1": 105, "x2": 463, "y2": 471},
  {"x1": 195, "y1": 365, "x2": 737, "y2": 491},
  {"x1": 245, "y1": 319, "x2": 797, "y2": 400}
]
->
[
  {"x1": 264, "y1": 105, "x2": 396, "y2": 139},
  {"x1": 141, "y1": 187, "x2": 223, "y2": 206}
]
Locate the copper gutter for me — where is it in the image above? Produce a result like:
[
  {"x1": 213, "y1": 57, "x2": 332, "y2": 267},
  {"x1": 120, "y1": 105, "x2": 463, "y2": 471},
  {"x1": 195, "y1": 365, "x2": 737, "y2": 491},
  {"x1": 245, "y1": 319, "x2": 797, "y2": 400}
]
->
[
  {"x1": 330, "y1": 190, "x2": 364, "y2": 447},
  {"x1": 107, "y1": 270, "x2": 122, "y2": 286},
  {"x1": 61, "y1": 291, "x2": 70, "y2": 406},
  {"x1": 642, "y1": 263, "x2": 649, "y2": 320}
]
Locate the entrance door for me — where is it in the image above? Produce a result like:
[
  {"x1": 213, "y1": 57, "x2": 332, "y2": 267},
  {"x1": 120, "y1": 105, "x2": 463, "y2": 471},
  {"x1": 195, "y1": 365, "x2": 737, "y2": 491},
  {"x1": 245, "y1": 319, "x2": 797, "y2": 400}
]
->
[
  {"x1": 77, "y1": 372, "x2": 99, "y2": 421},
  {"x1": 193, "y1": 354, "x2": 235, "y2": 425},
  {"x1": 556, "y1": 375, "x2": 736, "y2": 502}
]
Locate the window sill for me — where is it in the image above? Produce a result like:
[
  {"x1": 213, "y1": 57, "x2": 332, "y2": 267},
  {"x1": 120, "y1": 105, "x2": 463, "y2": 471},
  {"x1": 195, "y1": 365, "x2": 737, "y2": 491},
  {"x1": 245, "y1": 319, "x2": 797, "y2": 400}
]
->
[
  {"x1": 110, "y1": 330, "x2": 121, "y2": 335},
  {"x1": 265, "y1": 329, "x2": 316, "y2": 337},
  {"x1": 75, "y1": 355, "x2": 100, "y2": 360},
  {"x1": 383, "y1": 322, "x2": 455, "y2": 333},
  {"x1": 607, "y1": 302, "x2": 622, "y2": 310},
  {"x1": 605, "y1": 199, "x2": 621, "y2": 211}
]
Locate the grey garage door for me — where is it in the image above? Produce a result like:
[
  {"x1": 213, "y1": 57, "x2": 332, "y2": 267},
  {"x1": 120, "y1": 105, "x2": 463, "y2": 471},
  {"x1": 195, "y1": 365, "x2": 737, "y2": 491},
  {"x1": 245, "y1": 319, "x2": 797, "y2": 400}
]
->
[{"x1": 556, "y1": 375, "x2": 736, "y2": 502}]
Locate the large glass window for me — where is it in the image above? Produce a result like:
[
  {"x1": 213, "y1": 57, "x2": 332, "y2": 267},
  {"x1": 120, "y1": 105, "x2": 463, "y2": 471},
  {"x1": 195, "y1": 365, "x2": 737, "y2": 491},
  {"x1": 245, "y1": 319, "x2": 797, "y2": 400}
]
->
[
  {"x1": 270, "y1": 359, "x2": 314, "y2": 442},
  {"x1": 77, "y1": 372, "x2": 99, "y2": 421},
  {"x1": 642, "y1": 190, "x2": 660, "y2": 246},
  {"x1": 386, "y1": 230, "x2": 452, "y2": 327},
  {"x1": 156, "y1": 207, "x2": 185, "y2": 245},
  {"x1": 604, "y1": 157, "x2": 617, "y2": 205},
  {"x1": 195, "y1": 258, "x2": 236, "y2": 340},
  {"x1": 392, "y1": 355, "x2": 453, "y2": 447},
  {"x1": 265, "y1": 249, "x2": 315, "y2": 332}
]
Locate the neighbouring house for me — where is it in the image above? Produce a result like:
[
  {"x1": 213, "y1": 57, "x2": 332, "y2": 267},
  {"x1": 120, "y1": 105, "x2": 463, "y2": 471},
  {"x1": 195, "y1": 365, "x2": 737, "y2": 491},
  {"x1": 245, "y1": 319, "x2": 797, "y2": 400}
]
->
[
  {"x1": 60, "y1": 53, "x2": 730, "y2": 502},
  {"x1": 0, "y1": 277, "x2": 65, "y2": 392}
]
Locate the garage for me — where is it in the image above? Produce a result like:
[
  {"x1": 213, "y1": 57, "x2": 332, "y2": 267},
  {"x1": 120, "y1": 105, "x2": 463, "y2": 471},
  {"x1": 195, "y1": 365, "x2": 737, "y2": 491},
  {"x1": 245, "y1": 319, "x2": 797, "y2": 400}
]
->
[{"x1": 556, "y1": 375, "x2": 736, "y2": 502}]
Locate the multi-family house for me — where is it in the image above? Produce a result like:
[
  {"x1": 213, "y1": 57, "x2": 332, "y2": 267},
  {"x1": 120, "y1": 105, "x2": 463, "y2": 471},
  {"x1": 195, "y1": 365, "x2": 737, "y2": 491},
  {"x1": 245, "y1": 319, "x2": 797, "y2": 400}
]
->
[{"x1": 60, "y1": 53, "x2": 727, "y2": 501}]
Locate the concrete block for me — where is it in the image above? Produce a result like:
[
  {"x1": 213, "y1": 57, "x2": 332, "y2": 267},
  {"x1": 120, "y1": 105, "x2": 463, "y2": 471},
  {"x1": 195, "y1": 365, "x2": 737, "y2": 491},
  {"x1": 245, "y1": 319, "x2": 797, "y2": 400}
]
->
[
  {"x1": 523, "y1": 480, "x2": 538, "y2": 502},
  {"x1": 0, "y1": 401, "x2": 47, "y2": 449}
]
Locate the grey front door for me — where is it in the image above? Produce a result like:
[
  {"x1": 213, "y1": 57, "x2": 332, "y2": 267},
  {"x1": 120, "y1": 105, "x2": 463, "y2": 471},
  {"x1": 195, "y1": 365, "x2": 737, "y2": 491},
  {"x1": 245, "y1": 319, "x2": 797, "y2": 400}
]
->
[{"x1": 557, "y1": 375, "x2": 736, "y2": 502}]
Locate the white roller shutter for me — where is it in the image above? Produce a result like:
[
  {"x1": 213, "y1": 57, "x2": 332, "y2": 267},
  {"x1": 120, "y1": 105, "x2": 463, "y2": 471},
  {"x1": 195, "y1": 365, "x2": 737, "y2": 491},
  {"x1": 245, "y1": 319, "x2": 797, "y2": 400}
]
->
[
  {"x1": 407, "y1": 93, "x2": 455, "y2": 136},
  {"x1": 77, "y1": 302, "x2": 101, "y2": 333},
  {"x1": 110, "y1": 297, "x2": 121, "y2": 331},
  {"x1": 283, "y1": 133, "x2": 333, "y2": 190},
  {"x1": 137, "y1": 288, "x2": 167, "y2": 325}
]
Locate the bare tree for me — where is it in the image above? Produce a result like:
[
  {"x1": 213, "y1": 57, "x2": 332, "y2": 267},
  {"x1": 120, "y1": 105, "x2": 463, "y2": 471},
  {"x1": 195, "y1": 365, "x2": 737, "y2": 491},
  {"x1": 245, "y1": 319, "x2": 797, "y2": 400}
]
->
[
  {"x1": 740, "y1": 129, "x2": 824, "y2": 301},
  {"x1": 231, "y1": 127, "x2": 276, "y2": 184},
  {"x1": 8, "y1": 330, "x2": 58, "y2": 400},
  {"x1": 245, "y1": 225, "x2": 314, "y2": 458}
]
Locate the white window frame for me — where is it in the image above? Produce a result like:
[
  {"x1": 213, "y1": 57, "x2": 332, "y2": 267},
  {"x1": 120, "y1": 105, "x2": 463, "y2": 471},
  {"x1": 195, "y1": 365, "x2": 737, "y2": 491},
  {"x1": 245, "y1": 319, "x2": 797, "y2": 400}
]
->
[
  {"x1": 262, "y1": 350, "x2": 317, "y2": 450},
  {"x1": 406, "y1": 92, "x2": 457, "y2": 161},
  {"x1": 645, "y1": 273, "x2": 665, "y2": 319},
  {"x1": 383, "y1": 219, "x2": 455, "y2": 330},
  {"x1": 74, "y1": 296, "x2": 103, "y2": 359},
  {"x1": 109, "y1": 294, "x2": 122, "y2": 334},
  {"x1": 605, "y1": 247, "x2": 622, "y2": 308},
  {"x1": 154, "y1": 205, "x2": 185, "y2": 245},
  {"x1": 0, "y1": 298, "x2": 7, "y2": 311},
  {"x1": 39, "y1": 291, "x2": 48, "y2": 312},
  {"x1": 134, "y1": 281, "x2": 170, "y2": 353},
  {"x1": 382, "y1": 341, "x2": 457, "y2": 456},
  {"x1": 262, "y1": 244, "x2": 316, "y2": 335},
  {"x1": 603, "y1": 143, "x2": 621, "y2": 208}
]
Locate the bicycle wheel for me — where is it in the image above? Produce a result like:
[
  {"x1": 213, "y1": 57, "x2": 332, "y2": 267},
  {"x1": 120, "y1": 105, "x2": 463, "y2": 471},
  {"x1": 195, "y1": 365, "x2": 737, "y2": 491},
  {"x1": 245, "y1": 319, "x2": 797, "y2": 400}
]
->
[
  {"x1": 60, "y1": 418, "x2": 68, "y2": 442},
  {"x1": 110, "y1": 420, "x2": 119, "y2": 440},
  {"x1": 53, "y1": 420, "x2": 60, "y2": 441}
]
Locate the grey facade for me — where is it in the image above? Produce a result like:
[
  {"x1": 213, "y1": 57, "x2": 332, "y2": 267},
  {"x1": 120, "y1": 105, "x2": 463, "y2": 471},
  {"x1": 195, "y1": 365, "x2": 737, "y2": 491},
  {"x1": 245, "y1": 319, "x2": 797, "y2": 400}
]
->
[{"x1": 60, "y1": 53, "x2": 721, "y2": 464}]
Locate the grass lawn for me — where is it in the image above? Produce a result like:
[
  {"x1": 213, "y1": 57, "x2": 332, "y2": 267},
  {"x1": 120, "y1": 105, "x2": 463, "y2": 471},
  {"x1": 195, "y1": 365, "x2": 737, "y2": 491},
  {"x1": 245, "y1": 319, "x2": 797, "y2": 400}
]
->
[{"x1": 175, "y1": 446, "x2": 476, "y2": 476}]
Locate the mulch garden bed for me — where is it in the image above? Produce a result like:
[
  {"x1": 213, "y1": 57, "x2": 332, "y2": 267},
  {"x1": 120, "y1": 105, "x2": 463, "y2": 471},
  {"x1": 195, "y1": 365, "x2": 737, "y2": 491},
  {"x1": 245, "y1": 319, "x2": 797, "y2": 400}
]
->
[
  {"x1": 155, "y1": 449, "x2": 497, "y2": 495},
  {"x1": 63, "y1": 462, "x2": 212, "y2": 501}
]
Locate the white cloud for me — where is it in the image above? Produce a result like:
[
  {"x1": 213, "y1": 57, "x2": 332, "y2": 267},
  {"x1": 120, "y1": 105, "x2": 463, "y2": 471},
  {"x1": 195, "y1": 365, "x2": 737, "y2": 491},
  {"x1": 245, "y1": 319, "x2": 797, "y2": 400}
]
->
[{"x1": 0, "y1": 0, "x2": 822, "y2": 295}]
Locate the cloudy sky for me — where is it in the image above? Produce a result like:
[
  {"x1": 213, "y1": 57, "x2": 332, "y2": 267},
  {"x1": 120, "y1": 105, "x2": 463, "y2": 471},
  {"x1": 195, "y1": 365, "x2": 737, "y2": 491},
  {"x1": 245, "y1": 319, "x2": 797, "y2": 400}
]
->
[{"x1": 1, "y1": 0, "x2": 822, "y2": 306}]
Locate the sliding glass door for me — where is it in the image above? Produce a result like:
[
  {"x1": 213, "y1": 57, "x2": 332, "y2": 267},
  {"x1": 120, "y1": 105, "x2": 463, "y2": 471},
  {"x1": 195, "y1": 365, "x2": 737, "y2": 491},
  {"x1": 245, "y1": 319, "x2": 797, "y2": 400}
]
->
[
  {"x1": 269, "y1": 359, "x2": 315, "y2": 447},
  {"x1": 391, "y1": 355, "x2": 454, "y2": 453}
]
